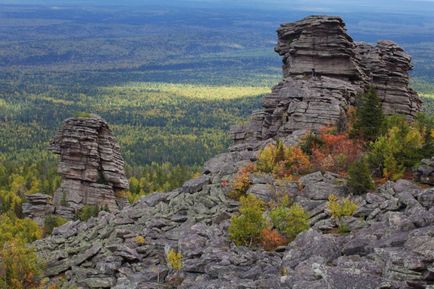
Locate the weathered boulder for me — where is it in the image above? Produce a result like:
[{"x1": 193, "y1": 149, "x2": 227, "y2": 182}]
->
[
  {"x1": 49, "y1": 115, "x2": 129, "y2": 216},
  {"x1": 414, "y1": 157, "x2": 434, "y2": 185}
]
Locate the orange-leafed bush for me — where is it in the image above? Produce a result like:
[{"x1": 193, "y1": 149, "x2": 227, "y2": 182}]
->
[
  {"x1": 228, "y1": 163, "x2": 256, "y2": 200},
  {"x1": 311, "y1": 128, "x2": 363, "y2": 174},
  {"x1": 260, "y1": 228, "x2": 288, "y2": 251},
  {"x1": 273, "y1": 146, "x2": 311, "y2": 178},
  {"x1": 256, "y1": 142, "x2": 311, "y2": 179}
]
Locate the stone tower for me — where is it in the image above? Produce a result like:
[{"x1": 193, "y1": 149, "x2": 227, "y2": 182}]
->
[{"x1": 49, "y1": 115, "x2": 129, "y2": 218}]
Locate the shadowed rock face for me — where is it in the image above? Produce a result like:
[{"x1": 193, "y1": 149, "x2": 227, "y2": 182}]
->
[
  {"x1": 231, "y1": 15, "x2": 421, "y2": 150},
  {"x1": 49, "y1": 116, "x2": 128, "y2": 217}
]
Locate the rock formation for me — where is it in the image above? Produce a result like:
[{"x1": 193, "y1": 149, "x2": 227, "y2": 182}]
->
[
  {"x1": 49, "y1": 115, "x2": 129, "y2": 218},
  {"x1": 231, "y1": 16, "x2": 421, "y2": 149},
  {"x1": 22, "y1": 193, "x2": 55, "y2": 226},
  {"x1": 34, "y1": 16, "x2": 432, "y2": 289}
]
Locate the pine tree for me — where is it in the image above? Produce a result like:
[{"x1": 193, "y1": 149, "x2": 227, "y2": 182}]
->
[
  {"x1": 348, "y1": 157, "x2": 375, "y2": 195},
  {"x1": 351, "y1": 88, "x2": 384, "y2": 141}
]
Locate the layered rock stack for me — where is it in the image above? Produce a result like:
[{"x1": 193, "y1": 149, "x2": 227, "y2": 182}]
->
[
  {"x1": 49, "y1": 115, "x2": 129, "y2": 218},
  {"x1": 22, "y1": 193, "x2": 55, "y2": 226},
  {"x1": 231, "y1": 16, "x2": 421, "y2": 150}
]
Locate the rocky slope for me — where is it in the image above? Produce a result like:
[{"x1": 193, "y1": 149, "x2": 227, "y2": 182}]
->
[{"x1": 34, "y1": 16, "x2": 433, "y2": 289}]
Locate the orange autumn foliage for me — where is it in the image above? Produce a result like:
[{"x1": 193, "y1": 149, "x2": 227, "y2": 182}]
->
[
  {"x1": 256, "y1": 142, "x2": 311, "y2": 179},
  {"x1": 273, "y1": 146, "x2": 311, "y2": 178},
  {"x1": 229, "y1": 163, "x2": 256, "y2": 200},
  {"x1": 260, "y1": 228, "x2": 288, "y2": 251},
  {"x1": 311, "y1": 127, "x2": 363, "y2": 174}
]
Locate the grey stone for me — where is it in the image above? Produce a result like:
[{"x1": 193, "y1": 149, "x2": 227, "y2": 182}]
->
[
  {"x1": 182, "y1": 175, "x2": 211, "y2": 194},
  {"x1": 231, "y1": 16, "x2": 420, "y2": 149},
  {"x1": 246, "y1": 183, "x2": 275, "y2": 201},
  {"x1": 414, "y1": 157, "x2": 434, "y2": 185}
]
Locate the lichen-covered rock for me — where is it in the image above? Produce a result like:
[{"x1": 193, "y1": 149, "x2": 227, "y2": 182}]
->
[
  {"x1": 356, "y1": 41, "x2": 421, "y2": 117},
  {"x1": 49, "y1": 115, "x2": 128, "y2": 216}
]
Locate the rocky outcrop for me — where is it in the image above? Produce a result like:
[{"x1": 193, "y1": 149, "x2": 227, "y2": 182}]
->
[
  {"x1": 49, "y1": 115, "x2": 129, "y2": 217},
  {"x1": 275, "y1": 16, "x2": 364, "y2": 80},
  {"x1": 22, "y1": 193, "x2": 55, "y2": 226},
  {"x1": 356, "y1": 41, "x2": 421, "y2": 116},
  {"x1": 231, "y1": 16, "x2": 421, "y2": 149}
]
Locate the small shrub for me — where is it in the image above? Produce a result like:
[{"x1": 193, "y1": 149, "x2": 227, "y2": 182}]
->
[
  {"x1": 256, "y1": 142, "x2": 311, "y2": 178},
  {"x1": 256, "y1": 142, "x2": 289, "y2": 173},
  {"x1": 327, "y1": 194, "x2": 358, "y2": 219},
  {"x1": 347, "y1": 157, "x2": 375, "y2": 195},
  {"x1": 43, "y1": 215, "x2": 68, "y2": 235},
  {"x1": 300, "y1": 131, "x2": 324, "y2": 155},
  {"x1": 228, "y1": 194, "x2": 266, "y2": 246},
  {"x1": 368, "y1": 120, "x2": 424, "y2": 180},
  {"x1": 76, "y1": 205, "x2": 100, "y2": 221},
  {"x1": 260, "y1": 228, "x2": 287, "y2": 251},
  {"x1": 311, "y1": 128, "x2": 363, "y2": 174},
  {"x1": 327, "y1": 194, "x2": 358, "y2": 233},
  {"x1": 274, "y1": 146, "x2": 311, "y2": 178},
  {"x1": 269, "y1": 203, "x2": 309, "y2": 241},
  {"x1": 0, "y1": 239, "x2": 43, "y2": 289},
  {"x1": 228, "y1": 163, "x2": 255, "y2": 200},
  {"x1": 337, "y1": 223, "x2": 351, "y2": 234},
  {"x1": 165, "y1": 247, "x2": 183, "y2": 271},
  {"x1": 134, "y1": 235, "x2": 145, "y2": 245}
]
